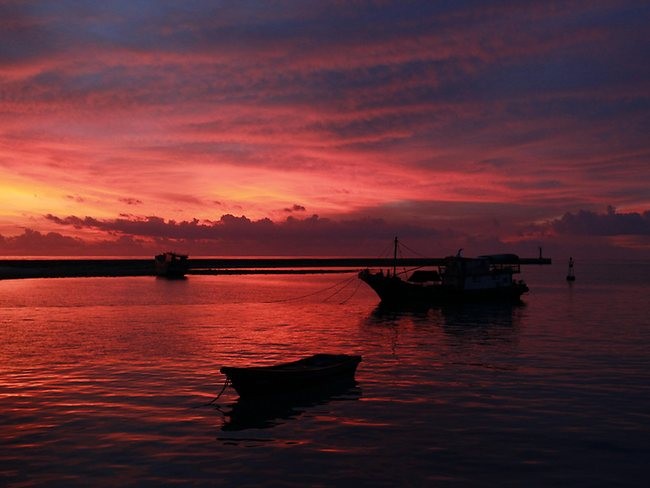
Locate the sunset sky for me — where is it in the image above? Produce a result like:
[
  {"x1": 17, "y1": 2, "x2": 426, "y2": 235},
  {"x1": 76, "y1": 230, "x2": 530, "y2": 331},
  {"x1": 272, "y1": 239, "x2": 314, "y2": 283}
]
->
[{"x1": 1, "y1": 1, "x2": 649, "y2": 257}]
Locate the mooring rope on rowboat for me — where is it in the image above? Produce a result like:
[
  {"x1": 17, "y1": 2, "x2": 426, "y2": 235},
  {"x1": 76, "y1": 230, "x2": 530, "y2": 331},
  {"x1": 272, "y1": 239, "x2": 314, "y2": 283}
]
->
[{"x1": 205, "y1": 377, "x2": 231, "y2": 406}]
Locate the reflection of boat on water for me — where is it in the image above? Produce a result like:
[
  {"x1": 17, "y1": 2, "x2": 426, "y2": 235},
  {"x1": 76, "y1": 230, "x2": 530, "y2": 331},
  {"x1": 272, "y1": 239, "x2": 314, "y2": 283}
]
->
[
  {"x1": 364, "y1": 302, "x2": 523, "y2": 356},
  {"x1": 221, "y1": 380, "x2": 361, "y2": 431},
  {"x1": 220, "y1": 354, "x2": 362, "y2": 398},
  {"x1": 359, "y1": 238, "x2": 530, "y2": 305},
  {"x1": 154, "y1": 252, "x2": 189, "y2": 278},
  {"x1": 439, "y1": 301, "x2": 523, "y2": 329},
  {"x1": 367, "y1": 301, "x2": 524, "y2": 329}
]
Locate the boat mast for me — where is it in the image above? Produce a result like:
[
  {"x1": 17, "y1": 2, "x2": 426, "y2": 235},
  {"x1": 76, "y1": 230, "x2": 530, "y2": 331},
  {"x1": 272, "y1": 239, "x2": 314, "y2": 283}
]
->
[{"x1": 393, "y1": 236, "x2": 398, "y2": 276}]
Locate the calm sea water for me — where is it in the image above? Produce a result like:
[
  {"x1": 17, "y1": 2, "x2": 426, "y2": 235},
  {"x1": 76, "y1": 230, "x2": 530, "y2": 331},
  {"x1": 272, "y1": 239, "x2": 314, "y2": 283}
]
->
[{"x1": 1, "y1": 261, "x2": 649, "y2": 487}]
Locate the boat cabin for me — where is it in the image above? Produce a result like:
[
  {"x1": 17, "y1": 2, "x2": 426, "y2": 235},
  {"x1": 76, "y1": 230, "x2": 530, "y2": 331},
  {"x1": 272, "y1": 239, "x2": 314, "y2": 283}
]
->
[
  {"x1": 440, "y1": 254, "x2": 521, "y2": 291},
  {"x1": 407, "y1": 269, "x2": 441, "y2": 284}
]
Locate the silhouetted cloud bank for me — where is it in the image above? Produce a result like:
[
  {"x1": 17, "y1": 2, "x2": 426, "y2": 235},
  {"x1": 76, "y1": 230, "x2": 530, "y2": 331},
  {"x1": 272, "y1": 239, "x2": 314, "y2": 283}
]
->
[
  {"x1": 552, "y1": 208, "x2": 650, "y2": 236},
  {"x1": 0, "y1": 207, "x2": 646, "y2": 257}
]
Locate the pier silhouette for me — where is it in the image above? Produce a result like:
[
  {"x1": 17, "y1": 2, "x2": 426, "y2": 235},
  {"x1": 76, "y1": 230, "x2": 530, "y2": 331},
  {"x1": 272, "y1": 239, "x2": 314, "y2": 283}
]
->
[{"x1": 0, "y1": 256, "x2": 552, "y2": 280}]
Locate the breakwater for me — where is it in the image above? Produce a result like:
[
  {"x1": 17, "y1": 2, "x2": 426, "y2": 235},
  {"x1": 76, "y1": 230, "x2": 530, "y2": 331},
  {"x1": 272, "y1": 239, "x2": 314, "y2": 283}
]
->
[{"x1": 0, "y1": 256, "x2": 551, "y2": 280}]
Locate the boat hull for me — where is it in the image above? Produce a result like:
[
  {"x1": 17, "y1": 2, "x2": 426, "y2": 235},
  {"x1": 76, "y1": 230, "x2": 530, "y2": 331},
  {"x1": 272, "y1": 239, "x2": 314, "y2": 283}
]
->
[
  {"x1": 220, "y1": 354, "x2": 362, "y2": 398},
  {"x1": 358, "y1": 270, "x2": 528, "y2": 304}
]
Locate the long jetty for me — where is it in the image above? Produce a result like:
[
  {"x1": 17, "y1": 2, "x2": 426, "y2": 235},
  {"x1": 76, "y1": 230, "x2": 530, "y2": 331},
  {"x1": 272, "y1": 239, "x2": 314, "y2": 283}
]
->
[{"x1": 0, "y1": 256, "x2": 552, "y2": 280}]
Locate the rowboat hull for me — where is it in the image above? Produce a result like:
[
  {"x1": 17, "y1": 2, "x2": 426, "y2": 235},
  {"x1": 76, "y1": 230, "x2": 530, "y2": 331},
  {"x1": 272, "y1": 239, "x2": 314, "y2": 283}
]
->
[{"x1": 220, "y1": 353, "x2": 362, "y2": 398}]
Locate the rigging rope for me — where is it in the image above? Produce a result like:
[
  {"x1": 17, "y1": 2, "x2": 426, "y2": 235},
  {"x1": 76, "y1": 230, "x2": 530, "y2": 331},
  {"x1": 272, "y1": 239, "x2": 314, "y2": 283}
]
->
[
  {"x1": 398, "y1": 240, "x2": 430, "y2": 259},
  {"x1": 378, "y1": 240, "x2": 394, "y2": 259}
]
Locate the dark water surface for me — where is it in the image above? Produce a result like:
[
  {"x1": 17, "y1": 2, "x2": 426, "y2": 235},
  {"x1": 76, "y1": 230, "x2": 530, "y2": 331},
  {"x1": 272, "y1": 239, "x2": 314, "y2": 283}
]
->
[{"x1": 1, "y1": 261, "x2": 649, "y2": 486}]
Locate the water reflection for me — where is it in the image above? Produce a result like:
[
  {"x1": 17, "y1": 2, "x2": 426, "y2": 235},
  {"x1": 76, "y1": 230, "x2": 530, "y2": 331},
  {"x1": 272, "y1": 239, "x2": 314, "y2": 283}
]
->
[
  {"x1": 367, "y1": 301, "x2": 524, "y2": 328},
  {"x1": 368, "y1": 302, "x2": 438, "y2": 323},
  {"x1": 439, "y1": 302, "x2": 524, "y2": 329},
  {"x1": 438, "y1": 304, "x2": 524, "y2": 371},
  {"x1": 363, "y1": 301, "x2": 524, "y2": 353},
  {"x1": 219, "y1": 381, "x2": 361, "y2": 431}
]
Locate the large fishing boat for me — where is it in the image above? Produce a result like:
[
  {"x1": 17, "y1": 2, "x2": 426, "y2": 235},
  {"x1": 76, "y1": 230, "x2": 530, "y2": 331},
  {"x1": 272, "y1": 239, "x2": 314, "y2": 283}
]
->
[
  {"x1": 154, "y1": 252, "x2": 189, "y2": 278},
  {"x1": 358, "y1": 239, "x2": 530, "y2": 304}
]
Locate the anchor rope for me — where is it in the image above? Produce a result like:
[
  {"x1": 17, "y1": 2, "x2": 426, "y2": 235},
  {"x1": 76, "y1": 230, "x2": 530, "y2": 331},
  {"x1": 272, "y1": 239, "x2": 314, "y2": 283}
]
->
[
  {"x1": 320, "y1": 275, "x2": 358, "y2": 302},
  {"x1": 338, "y1": 278, "x2": 362, "y2": 304}
]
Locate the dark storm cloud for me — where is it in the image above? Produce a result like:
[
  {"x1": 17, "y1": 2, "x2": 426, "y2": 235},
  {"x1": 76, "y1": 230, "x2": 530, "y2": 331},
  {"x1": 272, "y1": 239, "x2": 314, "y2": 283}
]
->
[{"x1": 552, "y1": 208, "x2": 650, "y2": 236}]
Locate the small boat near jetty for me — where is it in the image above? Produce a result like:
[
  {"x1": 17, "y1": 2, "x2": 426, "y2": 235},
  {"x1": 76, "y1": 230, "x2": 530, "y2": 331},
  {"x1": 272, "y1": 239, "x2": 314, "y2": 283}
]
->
[
  {"x1": 359, "y1": 238, "x2": 530, "y2": 305},
  {"x1": 154, "y1": 252, "x2": 189, "y2": 278},
  {"x1": 220, "y1": 354, "x2": 362, "y2": 398}
]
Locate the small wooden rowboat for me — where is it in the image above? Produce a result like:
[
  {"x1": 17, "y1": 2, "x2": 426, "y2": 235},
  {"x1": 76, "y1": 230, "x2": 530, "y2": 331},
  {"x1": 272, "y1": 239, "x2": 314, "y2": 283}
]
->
[{"x1": 220, "y1": 353, "x2": 362, "y2": 398}]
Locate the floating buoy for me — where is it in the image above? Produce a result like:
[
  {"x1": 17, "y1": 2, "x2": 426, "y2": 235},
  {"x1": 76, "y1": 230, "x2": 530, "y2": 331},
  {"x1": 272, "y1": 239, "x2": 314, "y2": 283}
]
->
[{"x1": 566, "y1": 257, "x2": 576, "y2": 282}]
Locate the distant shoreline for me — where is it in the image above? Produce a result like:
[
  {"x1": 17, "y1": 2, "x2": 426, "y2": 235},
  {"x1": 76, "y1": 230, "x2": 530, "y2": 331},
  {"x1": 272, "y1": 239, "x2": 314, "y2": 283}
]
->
[{"x1": 0, "y1": 257, "x2": 551, "y2": 280}]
